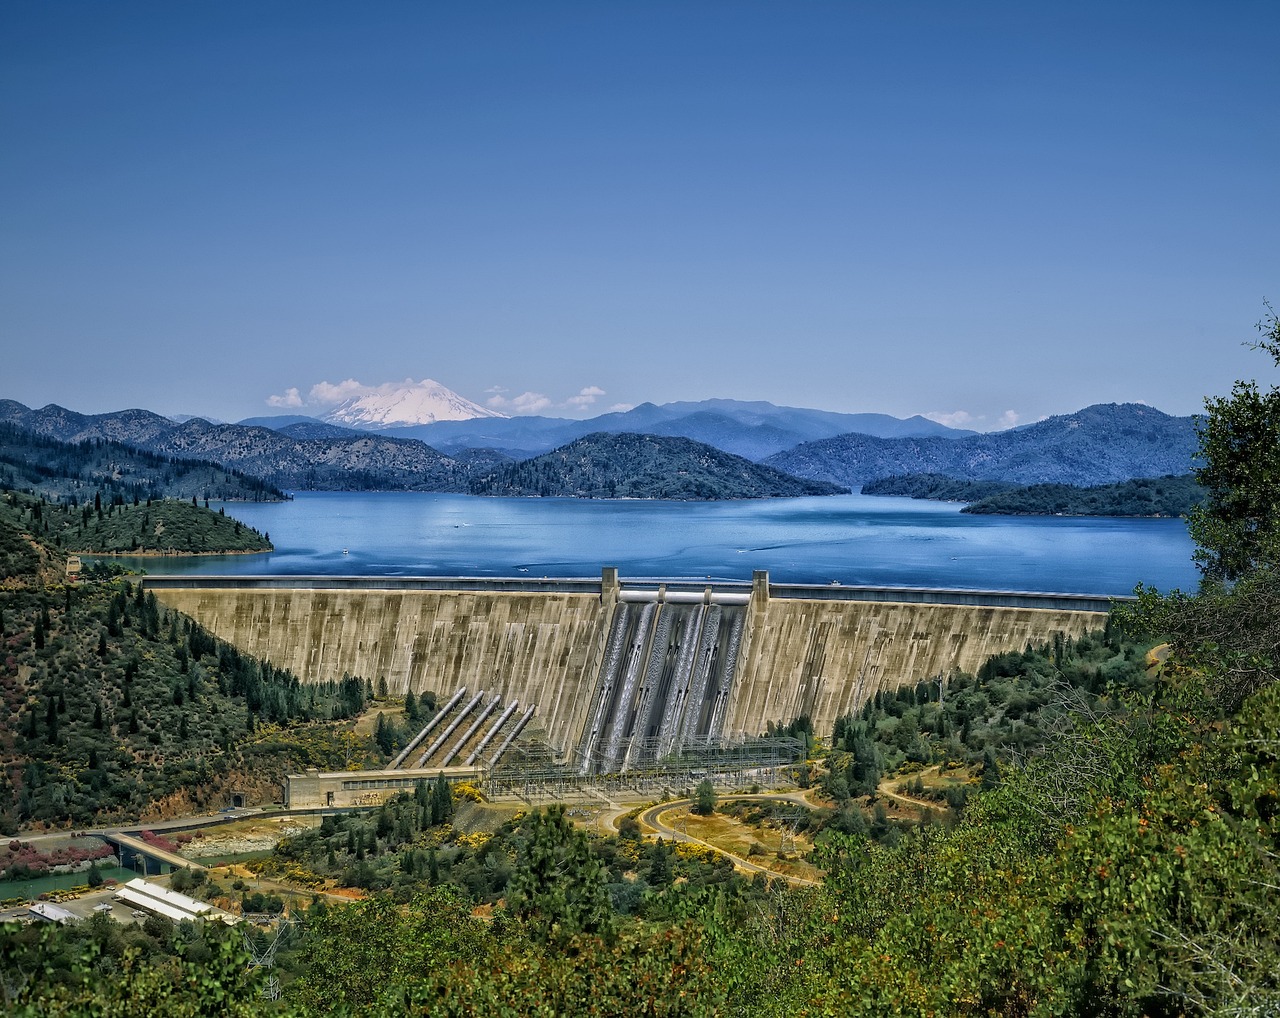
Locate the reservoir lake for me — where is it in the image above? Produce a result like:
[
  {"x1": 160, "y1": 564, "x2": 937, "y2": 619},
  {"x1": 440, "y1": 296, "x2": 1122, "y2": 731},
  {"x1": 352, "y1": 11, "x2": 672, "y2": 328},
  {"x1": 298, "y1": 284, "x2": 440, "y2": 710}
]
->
[{"x1": 136, "y1": 492, "x2": 1199, "y2": 597}]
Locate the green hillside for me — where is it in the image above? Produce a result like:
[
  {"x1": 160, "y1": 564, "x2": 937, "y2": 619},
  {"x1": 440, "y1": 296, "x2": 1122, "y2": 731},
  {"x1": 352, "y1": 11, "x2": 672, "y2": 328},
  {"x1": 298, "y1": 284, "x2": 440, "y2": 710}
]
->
[
  {"x1": 861, "y1": 473, "x2": 1017, "y2": 501},
  {"x1": 2, "y1": 489, "x2": 271, "y2": 556},
  {"x1": 962, "y1": 473, "x2": 1205, "y2": 516},
  {"x1": 470, "y1": 432, "x2": 848, "y2": 499},
  {"x1": 864, "y1": 471, "x2": 1205, "y2": 517}
]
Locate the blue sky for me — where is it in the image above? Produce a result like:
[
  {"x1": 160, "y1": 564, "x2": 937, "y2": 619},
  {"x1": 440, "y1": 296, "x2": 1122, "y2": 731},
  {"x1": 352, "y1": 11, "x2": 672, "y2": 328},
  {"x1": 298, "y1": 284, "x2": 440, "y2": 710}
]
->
[{"x1": 2, "y1": 1, "x2": 1277, "y2": 429}]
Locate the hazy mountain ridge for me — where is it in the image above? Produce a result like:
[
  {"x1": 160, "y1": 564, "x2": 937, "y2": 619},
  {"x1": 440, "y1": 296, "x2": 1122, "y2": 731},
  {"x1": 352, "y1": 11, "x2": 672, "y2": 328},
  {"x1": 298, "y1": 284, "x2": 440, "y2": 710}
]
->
[
  {"x1": 0, "y1": 401, "x2": 471, "y2": 492},
  {"x1": 763, "y1": 403, "x2": 1199, "y2": 488},
  {"x1": 374, "y1": 398, "x2": 971, "y2": 459},
  {"x1": 0, "y1": 398, "x2": 1198, "y2": 495},
  {"x1": 469, "y1": 432, "x2": 849, "y2": 500}
]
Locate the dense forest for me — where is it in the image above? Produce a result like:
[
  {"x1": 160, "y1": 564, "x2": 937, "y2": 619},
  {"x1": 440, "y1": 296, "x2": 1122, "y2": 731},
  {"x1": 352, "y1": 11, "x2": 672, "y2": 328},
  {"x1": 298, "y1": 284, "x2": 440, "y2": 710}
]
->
[
  {"x1": 0, "y1": 487, "x2": 272, "y2": 558},
  {"x1": 865, "y1": 471, "x2": 1205, "y2": 517},
  {"x1": 469, "y1": 432, "x2": 847, "y2": 499},
  {"x1": 0, "y1": 422, "x2": 285, "y2": 503},
  {"x1": 0, "y1": 577, "x2": 377, "y2": 828},
  {"x1": 4, "y1": 313, "x2": 1280, "y2": 1014},
  {"x1": 861, "y1": 473, "x2": 1017, "y2": 501},
  {"x1": 962, "y1": 474, "x2": 1205, "y2": 516}
]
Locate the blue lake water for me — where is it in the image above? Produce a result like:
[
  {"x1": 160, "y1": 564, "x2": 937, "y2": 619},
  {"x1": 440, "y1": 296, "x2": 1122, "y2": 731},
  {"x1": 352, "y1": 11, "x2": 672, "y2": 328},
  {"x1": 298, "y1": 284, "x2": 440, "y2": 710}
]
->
[{"x1": 133, "y1": 492, "x2": 1200, "y2": 597}]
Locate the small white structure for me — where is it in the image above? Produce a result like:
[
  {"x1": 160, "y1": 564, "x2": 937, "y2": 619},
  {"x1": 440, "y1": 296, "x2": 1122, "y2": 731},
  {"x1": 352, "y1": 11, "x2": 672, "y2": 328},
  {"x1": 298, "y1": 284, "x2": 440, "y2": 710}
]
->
[
  {"x1": 114, "y1": 878, "x2": 235, "y2": 924},
  {"x1": 28, "y1": 902, "x2": 76, "y2": 924}
]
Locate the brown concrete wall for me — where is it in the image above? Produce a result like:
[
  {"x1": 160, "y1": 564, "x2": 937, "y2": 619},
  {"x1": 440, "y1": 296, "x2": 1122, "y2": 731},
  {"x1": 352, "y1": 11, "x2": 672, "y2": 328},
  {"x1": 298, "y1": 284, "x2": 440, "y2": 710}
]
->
[
  {"x1": 724, "y1": 598, "x2": 1104, "y2": 739},
  {"x1": 152, "y1": 587, "x2": 611, "y2": 756},
  {"x1": 154, "y1": 583, "x2": 1104, "y2": 756}
]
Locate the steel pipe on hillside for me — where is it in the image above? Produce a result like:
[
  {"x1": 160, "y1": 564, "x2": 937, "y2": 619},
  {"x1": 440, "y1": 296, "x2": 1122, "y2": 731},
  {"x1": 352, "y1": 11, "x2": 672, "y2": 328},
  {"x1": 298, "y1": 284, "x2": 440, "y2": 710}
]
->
[
  {"x1": 415, "y1": 690, "x2": 486, "y2": 768},
  {"x1": 390, "y1": 686, "x2": 468, "y2": 769},
  {"x1": 490, "y1": 705, "x2": 536, "y2": 767},
  {"x1": 441, "y1": 694, "x2": 502, "y2": 768},
  {"x1": 466, "y1": 700, "x2": 519, "y2": 766}
]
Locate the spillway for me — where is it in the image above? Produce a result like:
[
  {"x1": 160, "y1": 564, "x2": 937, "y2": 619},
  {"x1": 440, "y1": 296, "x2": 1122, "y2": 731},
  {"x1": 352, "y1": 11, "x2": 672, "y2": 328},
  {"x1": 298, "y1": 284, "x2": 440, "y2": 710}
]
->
[{"x1": 573, "y1": 596, "x2": 746, "y2": 774}]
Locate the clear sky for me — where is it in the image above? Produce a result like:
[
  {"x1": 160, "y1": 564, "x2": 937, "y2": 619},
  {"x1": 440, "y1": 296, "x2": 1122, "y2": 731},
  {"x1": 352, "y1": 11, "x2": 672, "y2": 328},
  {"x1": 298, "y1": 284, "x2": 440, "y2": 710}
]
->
[{"x1": 2, "y1": 1, "x2": 1277, "y2": 430}]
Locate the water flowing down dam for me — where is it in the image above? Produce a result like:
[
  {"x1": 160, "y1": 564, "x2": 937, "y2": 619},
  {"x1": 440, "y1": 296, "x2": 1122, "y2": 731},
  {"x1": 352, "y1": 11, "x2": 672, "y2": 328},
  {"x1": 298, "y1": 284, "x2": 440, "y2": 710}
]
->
[
  {"x1": 574, "y1": 592, "x2": 748, "y2": 774},
  {"x1": 145, "y1": 570, "x2": 1115, "y2": 770}
]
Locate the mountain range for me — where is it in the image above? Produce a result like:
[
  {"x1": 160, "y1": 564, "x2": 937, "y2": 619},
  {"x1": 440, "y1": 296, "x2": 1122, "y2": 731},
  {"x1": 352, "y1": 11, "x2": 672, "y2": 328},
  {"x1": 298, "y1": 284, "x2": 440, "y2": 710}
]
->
[
  {"x1": 0, "y1": 400, "x2": 477, "y2": 492},
  {"x1": 245, "y1": 397, "x2": 971, "y2": 461},
  {"x1": 0, "y1": 397, "x2": 1199, "y2": 496},
  {"x1": 763, "y1": 403, "x2": 1199, "y2": 488}
]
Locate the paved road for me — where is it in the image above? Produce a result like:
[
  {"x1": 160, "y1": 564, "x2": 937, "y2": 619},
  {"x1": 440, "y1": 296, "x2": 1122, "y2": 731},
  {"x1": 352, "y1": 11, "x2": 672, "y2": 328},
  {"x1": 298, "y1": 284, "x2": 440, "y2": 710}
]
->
[{"x1": 639, "y1": 794, "x2": 821, "y2": 887}]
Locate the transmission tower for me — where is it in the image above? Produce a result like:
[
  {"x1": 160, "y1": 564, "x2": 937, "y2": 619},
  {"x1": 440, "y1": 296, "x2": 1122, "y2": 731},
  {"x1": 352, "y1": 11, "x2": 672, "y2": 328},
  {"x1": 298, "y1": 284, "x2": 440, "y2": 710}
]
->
[{"x1": 241, "y1": 913, "x2": 297, "y2": 1001}]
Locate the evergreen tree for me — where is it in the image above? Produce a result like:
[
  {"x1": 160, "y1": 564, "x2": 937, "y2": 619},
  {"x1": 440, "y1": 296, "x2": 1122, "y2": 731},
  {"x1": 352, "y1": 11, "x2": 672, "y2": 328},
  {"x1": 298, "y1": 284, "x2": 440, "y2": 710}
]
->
[
  {"x1": 692, "y1": 778, "x2": 717, "y2": 815},
  {"x1": 430, "y1": 775, "x2": 453, "y2": 826},
  {"x1": 505, "y1": 806, "x2": 615, "y2": 946}
]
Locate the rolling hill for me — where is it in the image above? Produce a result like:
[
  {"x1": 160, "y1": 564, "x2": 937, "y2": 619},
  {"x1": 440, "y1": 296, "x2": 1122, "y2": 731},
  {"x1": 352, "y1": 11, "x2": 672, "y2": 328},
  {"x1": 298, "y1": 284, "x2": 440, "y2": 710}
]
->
[{"x1": 468, "y1": 432, "x2": 849, "y2": 500}]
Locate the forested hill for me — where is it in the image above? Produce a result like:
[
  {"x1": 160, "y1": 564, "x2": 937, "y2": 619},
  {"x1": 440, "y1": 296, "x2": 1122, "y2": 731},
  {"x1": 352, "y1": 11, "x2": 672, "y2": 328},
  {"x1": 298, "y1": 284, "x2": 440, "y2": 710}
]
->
[
  {"x1": 861, "y1": 474, "x2": 1018, "y2": 501},
  {"x1": 961, "y1": 474, "x2": 1204, "y2": 516},
  {"x1": 1, "y1": 488, "x2": 272, "y2": 561},
  {"x1": 864, "y1": 471, "x2": 1205, "y2": 517},
  {"x1": 469, "y1": 432, "x2": 849, "y2": 499},
  {"x1": 0, "y1": 423, "x2": 284, "y2": 502},
  {"x1": 764, "y1": 403, "x2": 1198, "y2": 488}
]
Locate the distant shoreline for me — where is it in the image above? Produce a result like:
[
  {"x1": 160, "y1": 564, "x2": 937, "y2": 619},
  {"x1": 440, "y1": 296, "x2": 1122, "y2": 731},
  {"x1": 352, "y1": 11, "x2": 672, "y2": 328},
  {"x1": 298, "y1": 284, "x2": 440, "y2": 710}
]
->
[{"x1": 78, "y1": 547, "x2": 271, "y2": 558}]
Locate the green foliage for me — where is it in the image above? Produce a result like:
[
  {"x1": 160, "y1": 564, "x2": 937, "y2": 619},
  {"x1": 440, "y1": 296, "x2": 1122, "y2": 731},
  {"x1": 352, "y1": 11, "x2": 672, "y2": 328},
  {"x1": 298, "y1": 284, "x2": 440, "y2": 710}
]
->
[
  {"x1": 963, "y1": 473, "x2": 1205, "y2": 517},
  {"x1": 1188, "y1": 303, "x2": 1280, "y2": 581},
  {"x1": 1118, "y1": 306, "x2": 1280, "y2": 705},
  {"x1": 74, "y1": 498, "x2": 271, "y2": 554},
  {"x1": 505, "y1": 806, "x2": 616, "y2": 946},
  {"x1": 691, "y1": 778, "x2": 717, "y2": 815},
  {"x1": 0, "y1": 915, "x2": 262, "y2": 1016},
  {"x1": 0, "y1": 580, "x2": 372, "y2": 827},
  {"x1": 828, "y1": 628, "x2": 1154, "y2": 786},
  {"x1": 0, "y1": 486, "x2": 271, "y2": 557}
]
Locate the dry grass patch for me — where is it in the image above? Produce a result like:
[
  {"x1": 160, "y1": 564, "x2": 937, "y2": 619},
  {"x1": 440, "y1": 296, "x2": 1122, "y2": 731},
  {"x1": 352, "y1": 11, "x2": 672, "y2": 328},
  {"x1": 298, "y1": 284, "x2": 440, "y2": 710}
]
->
[{"x1": 658, "y1": 807, "x2": 824, "y2": 883}]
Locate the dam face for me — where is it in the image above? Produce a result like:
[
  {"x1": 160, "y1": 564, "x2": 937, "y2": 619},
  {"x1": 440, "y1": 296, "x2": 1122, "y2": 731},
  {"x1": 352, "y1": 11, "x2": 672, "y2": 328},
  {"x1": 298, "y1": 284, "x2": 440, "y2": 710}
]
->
[{"x1": 147, "y1": 571, "x2": 1111, "y2": 768}]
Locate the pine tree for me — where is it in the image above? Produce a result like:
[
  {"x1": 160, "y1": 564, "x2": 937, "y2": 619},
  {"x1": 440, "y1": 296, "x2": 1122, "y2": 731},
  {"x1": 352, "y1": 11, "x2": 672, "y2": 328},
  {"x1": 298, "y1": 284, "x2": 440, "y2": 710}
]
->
[
  {"x1": 505, "y1": 806, "x2": 616, "y2": 946},
  {"x1": 430, "y1": 775, "x2": 453, "y2": 826}
]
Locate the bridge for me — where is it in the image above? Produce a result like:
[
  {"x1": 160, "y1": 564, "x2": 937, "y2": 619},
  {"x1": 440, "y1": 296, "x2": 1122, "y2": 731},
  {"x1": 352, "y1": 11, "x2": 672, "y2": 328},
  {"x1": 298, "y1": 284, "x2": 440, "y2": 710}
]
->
[{"x1": 146, "y1": 570, "x2": 1117, "y2": 775}]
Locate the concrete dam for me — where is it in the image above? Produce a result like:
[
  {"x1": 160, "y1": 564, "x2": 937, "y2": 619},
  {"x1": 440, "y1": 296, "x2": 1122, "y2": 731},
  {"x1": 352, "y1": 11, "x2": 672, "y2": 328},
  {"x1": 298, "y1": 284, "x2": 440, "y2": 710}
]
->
[{"x1": 145, "y1": 570, "x2": 1113, "y2": 773}]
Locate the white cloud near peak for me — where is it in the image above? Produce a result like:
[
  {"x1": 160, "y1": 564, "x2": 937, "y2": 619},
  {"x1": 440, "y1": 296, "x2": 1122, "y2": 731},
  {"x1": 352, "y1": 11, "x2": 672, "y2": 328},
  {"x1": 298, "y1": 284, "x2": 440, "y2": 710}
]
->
[
  {"x1": 266, "y1": 387, "x2": 303, "y2": 408},
  {"x1": 309, "y1": 378, "x2": 371, "y2": 405},
  {"x1": 924, "y1": 410, "x2": 977, "y2": 428},
  {"x1": 923, "y1": 409, "x2": 1026, "y2": 432},
  {"x1": 487, "y1": 390, "x2": 552, "y2": 415},
  {"x1": 566, "y1": 385, "x2": 606, "y2": 408}
]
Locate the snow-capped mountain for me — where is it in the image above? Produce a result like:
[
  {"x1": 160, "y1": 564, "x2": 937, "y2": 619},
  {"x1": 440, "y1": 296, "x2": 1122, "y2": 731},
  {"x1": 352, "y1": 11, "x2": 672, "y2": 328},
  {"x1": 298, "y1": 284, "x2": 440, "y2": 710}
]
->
[{"x1": 322, "y1": 379, "x2": 506, "y2": 428}]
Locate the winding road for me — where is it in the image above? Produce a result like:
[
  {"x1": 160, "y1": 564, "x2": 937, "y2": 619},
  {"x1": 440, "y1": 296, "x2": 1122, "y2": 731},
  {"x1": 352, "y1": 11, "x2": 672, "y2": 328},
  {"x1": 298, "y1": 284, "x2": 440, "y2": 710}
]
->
[{"x1": 638, "y1": 793, "x2": 821, "y2": 887}]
